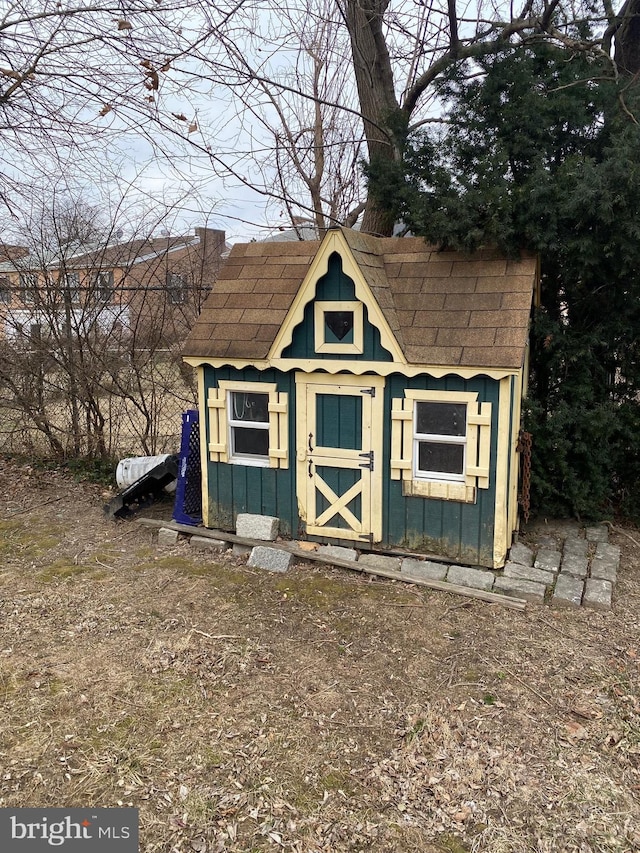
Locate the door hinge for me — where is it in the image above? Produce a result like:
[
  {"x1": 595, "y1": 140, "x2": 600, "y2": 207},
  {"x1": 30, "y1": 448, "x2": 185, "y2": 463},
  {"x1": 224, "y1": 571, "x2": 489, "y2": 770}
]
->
[
  {"x1": 359, "y1": 450, "x2": 374, "y2": 471},
  {"x1": 360, "y1": 387, "x2": 376, "y2": 397}
]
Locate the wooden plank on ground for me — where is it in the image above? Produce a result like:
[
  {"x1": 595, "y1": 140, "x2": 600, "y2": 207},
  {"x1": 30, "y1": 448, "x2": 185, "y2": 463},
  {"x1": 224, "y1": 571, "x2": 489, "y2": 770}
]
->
[{"x1": 136, "y1": 517, "x2": 527, "y2": 611}]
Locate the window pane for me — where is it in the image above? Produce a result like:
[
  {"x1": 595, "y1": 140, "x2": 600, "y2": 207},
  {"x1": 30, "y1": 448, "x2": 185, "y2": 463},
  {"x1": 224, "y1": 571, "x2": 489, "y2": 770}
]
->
[
  {"x1": 416, "y1": 402, "x2": 466, "y2": 436},
  {"x1": 230, "y1": 392, "x2": 269, "y2": 423},
  {"x1": 233, "y1": 426, "x2": 269, "y2": 456},
  {"x1": 325, "y1": 311, "x2": 354, "y2": 342},
  {"x1": 418, "y1": 441, "x2": 464, "y2": 475}
]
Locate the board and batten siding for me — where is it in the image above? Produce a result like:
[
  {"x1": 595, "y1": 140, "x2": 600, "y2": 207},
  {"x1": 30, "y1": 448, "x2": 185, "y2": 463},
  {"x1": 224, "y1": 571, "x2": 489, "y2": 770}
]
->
[
  {"x1": 201, "y1": 364, "x2": 298, "y2": 536},
  {"x1": 381, "y1": 372, "x2": 502, "y2": 566}
]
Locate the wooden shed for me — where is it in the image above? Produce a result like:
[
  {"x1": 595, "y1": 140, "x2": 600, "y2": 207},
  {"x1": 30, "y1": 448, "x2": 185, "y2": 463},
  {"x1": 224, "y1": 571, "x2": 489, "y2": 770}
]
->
[{"x1": 182, "y1": 227, "x2": 538, "y2": 568}]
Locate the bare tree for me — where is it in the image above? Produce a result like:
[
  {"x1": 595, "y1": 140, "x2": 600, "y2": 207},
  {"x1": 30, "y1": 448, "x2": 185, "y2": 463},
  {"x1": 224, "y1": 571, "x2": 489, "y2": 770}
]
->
[
  {"x1": 0, "y1": 189, "x2": 222, "y2": 458},
  {"x1": 3, "y1": 0, "x2": 638, "y2": 241}
]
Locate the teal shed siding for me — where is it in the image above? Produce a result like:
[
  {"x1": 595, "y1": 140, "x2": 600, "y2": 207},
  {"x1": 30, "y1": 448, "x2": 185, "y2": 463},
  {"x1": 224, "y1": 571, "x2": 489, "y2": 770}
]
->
[
  {"x1": 382, "y1": 373, "x2": 503, "y2": 566},
  {"x1": 202, "y1": 362, "x2": 513, "y2": 566},
  {"x1": 203, "y1": 365, "x2": 299, "y2": 536}
]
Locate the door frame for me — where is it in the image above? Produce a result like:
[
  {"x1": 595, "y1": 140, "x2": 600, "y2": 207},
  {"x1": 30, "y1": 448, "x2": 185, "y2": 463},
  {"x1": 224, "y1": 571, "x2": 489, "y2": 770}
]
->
[{"x1": 295, "y1": 372, "x2": 385, "y2": 543}]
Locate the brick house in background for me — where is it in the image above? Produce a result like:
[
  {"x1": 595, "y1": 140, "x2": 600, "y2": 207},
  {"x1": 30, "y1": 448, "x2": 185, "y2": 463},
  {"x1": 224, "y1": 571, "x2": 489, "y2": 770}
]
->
[{"x1": 0, "y1": 226, "x2": 227, "y2": 345}]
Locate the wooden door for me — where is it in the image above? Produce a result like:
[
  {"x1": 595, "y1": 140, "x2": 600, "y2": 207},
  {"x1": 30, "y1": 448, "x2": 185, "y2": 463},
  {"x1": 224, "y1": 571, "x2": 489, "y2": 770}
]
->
[{"x1": 296, "y1": 374, "x2": 384, "y2": 544}]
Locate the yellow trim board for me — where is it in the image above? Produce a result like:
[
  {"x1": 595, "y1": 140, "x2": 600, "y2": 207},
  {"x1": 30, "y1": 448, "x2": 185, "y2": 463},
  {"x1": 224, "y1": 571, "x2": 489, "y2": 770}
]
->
[
  {"x1": 492, "y1": 376, "x2": 513, "y2": 568},
  {"x1": 268, "y1": 229, "x2": 406, "y2": 364},
  {"x1": 183, "y1": 355, "x2": 521, "y2": 382}
]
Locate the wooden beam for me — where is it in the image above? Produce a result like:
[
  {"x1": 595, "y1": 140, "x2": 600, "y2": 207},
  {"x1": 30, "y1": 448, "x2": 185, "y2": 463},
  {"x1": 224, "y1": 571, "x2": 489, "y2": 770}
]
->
[{"x1": 136, "y1": 517, "x2": 527, "y2": 611}]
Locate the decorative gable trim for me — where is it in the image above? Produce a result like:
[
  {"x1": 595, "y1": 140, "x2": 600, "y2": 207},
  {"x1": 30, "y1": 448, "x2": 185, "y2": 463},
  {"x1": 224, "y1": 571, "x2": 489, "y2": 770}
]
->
[{"x1": 268, "y1": 229, "x2": 406, "y2": 364}]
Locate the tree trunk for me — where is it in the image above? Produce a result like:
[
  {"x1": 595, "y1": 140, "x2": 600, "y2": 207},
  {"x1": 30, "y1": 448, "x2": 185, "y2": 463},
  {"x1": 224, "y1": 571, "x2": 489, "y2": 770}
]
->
[
  {"x1": 343, "y1": 0, "x2": 401, "y2": 236},
  {"x1": 615, "y1": 0, "x2": 640, "y2": 75}
]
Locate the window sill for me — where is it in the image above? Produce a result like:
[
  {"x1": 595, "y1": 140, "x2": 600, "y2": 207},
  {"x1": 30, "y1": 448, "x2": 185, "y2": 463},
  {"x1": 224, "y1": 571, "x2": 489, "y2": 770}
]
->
[
  {"x1": 228, "y1": 456, "x2": 270, "y2": 468},
  {"x1": 402, "y1": 479, "x2": 476, "y2": 503}
]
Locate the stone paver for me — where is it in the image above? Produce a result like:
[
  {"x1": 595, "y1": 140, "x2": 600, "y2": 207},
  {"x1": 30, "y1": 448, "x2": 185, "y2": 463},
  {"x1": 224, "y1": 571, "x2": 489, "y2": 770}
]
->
[
  {"x1": 446, "y1": 565, "x2": 495, "y2": 591},
  {"x1": 358, "y1": 553, "x2": 402, "y2": 572},
  {"x1": 493, "y1": 576, "x2": 546, "y2": 604},
  {"x1": 235, "y1": 513, "x2": 279, "y2": 541},
  {"x1": 534, "y1": 548, "x2": 561, "y2": 573},
  {"x1": 583, "y1": 578, "x2": 613, "y2": 611},
  {"x1": 552, "y1": 574, "x2": 584, "y2": 608},
  {"x1": 317, "y1": 544, "x2": 358, "y2": 562},
  {"x1": 563, "y1": 538, "x2": 588, "y2": 558},
  {"x1": 590, "y1": 542, "x2": 620, "y2": 583},
  {"x1": 586, "y1": 525, "x2": 609, "y2": 543},
  {"x1": 232, "y1": 543, "x2": 252, "y2": 557},
  {"x1": 503, "y1": 562, "x2": 555, "y2": 587},
  {"x1": 595, "y1": 542, "x2": 621, "y2": 562},
  {"x1": 560, "y1": 553, "x2": 588, "y2": 578},
  {"x1": 401, "y1": 558, "x2": 448, "y2": 582},
  {"x1": 508, "y1": 542, "x2": 534, "y2": 566},
  {"x1": 158, "y1": 527, "x2": 179, "y2": 546},
  {"x1": 248, "y1": 546, "x2": 293, "y2": 573},
  {"x1": 190, "y1": 535, "x2": 229, "y2": 552},
  {"x1": 590, "y1": 556, "x2": 617, "y2": 583},
  {"x1": 536, "y1": 534, "x2": 560, "y2": 551}
]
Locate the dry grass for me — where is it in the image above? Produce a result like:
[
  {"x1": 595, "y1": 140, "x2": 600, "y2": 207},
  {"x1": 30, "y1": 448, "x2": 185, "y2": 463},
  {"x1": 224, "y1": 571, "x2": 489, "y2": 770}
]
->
[{"x1": 0, "y1": 458, "x2": 639, "y2": 852}]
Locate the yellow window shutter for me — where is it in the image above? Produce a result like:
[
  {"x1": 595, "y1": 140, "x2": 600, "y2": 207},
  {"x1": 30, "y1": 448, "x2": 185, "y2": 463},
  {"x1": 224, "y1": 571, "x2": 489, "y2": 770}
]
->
[
  {"x1": 466, "y1": 402, "x2": 492, "y2": 488},
  {"x1": 390, "y1": 398, "x2": 413, "y2": 480},
  {"x1": 207, "y1": 387, "x2": 228, "y2": 462},
  {"x1": 268, "y1": 392, "x2": 289, "y2": 469}
]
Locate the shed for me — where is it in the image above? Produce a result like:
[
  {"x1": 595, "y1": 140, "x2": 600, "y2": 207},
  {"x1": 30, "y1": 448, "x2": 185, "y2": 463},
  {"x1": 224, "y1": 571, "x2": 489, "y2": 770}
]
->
[{"x1": 182, "y1": 227, "x2": 538, "y2": 568}]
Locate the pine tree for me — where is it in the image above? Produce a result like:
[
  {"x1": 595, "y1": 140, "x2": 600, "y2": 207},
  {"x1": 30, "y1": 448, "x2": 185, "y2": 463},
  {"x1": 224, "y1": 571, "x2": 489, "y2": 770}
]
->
[{"x1": 370, "y1": 46, "x2": 640, "y2": 519}]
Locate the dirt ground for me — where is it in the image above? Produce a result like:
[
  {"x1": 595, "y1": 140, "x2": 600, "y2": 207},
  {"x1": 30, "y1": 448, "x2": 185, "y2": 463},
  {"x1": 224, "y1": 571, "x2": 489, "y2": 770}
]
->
[{"x1": 0, "y1": 458, "x2": 639, "y2": 853}]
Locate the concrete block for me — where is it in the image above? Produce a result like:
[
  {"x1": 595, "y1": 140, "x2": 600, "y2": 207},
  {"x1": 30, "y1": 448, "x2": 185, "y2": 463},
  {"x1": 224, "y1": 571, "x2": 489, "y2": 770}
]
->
[
  {"x1": 158, "y1": 527, "x2": 179, "y2": 546},
  {"x1": 358, "y1": 553, "x2": 402, "y2": 573},
  {"x1": 503, "y1": 562, "x2": 555, "y2": 586},
  {"x1": 493, "y1": 576, "x2": 546, "y2": 604},
  {"x1": 401, "y1": 558, "x2": 448, "y2": 582},
  {"x1": 590, "y1": 556, "x2": 617, "y2": 583},
  {"x1": 232, "y1": 543, "x2": 252, "y2": 558},
  {"x1": 536, "y1": 534, "x2": 560, "y2": 551},
  {"x1": 508, "y1": 542, "x2": 535, "y2": 567},
  {"x1": 552, "y1": 574, "x2": 584, "y2": 608},
  {"x1": 190, "y1": 536, "x2": 229, "y2": 552},
  {"x1": 235, "y1": 513, "x2": 279, "y2": 541},
  {"x1": 248, "y1": 546, "x2": 293, "y2": 573},
  {"x1": 595, "y1": 542, "x2": 621, "y2": 562},
  {"x1": 446, "y1": 565, "x2": 495, "y2": 591},
  {"x1": 560, "y1": 553, "x2": 588, "y2": 578},
  {"x1": 534, "y1": 548, "x2": 561, "y2": 573},
  {"x1": 317, "y1": 544, "x2": 358, "y2": 562},
  {"x1": 563, "y1": 538, "x2": 588, "y2": 559},
  {"x1": 586, "y1": 525, "x2": 609, "y2": 543},
  {"x1": 583, "y1": 578, "x2": 613, "y2": 611}
]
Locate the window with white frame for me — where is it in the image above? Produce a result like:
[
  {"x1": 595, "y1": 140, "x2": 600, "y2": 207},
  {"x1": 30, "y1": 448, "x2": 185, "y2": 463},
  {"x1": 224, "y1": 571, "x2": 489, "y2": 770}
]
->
[
  {"x1": 391, "y1": 389, "x2": 491, "y2": 502},
  {"x1": 228, "y1": 390, "x2": 270, "y2": 464},
  {"x1": 94, "y1": 270, "x2": 114, "y2": 302},
  {"x1": 206, "y1": 381, "x2": 289, "y2": 469},
  {"x1": 414, "y1": 401, "x2": 467, "y2": 481}
]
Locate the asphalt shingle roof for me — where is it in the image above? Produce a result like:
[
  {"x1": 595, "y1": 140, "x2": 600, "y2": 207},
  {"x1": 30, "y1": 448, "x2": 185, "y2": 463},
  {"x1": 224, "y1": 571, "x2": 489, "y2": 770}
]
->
[{"x1": 183, "y1": 227, "x2": 537, "y2": 370}]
